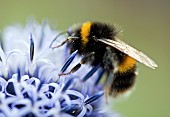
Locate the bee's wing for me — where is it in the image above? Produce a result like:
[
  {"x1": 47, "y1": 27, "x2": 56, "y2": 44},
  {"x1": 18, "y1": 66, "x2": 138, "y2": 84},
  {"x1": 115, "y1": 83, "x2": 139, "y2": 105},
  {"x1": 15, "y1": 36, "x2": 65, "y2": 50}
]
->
[{"x1": 98, "y1": 38, "x2": 158, "y2": 69}]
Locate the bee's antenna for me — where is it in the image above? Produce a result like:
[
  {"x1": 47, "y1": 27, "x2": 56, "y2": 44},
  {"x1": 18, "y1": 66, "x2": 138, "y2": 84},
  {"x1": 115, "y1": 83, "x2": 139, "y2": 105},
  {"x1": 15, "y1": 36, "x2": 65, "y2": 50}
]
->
[{"x1": 49, "y1": 31, "x2": 68, "y2": 48}]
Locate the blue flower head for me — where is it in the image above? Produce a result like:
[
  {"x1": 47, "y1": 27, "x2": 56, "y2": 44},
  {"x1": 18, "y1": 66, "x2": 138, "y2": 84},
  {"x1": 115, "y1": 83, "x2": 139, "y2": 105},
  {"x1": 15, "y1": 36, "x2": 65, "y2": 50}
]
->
[{"x1": 0, "y1": 20, "x2": 119, "y2": 117}]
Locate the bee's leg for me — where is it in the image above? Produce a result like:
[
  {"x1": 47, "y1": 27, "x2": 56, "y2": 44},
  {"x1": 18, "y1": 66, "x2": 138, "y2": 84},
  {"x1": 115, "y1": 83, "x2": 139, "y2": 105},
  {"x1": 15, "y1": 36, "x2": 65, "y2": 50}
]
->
[
  {"x1": 103, "y1": 46, "x2": 116, "y2": 71},
  {"x1": 59, "y1": 52, "x2": 95, "y2": 76},
  {"x1": 104, "y1": 72, "x2": 114, "y2": 104},
  {"x1": 104, "y1": 86, "x2": 109, "y2": 104},
  {"x1": 49, "y1": 31, "x2": 68, "y2": 48},
  {"x1": 51, "y1": 38, "x2": 69, "y2": 49},
  {"x1": 103, "y1": 71, "x2": 110, "y2": 104},
  {"x1": 103, "y1": 47, "x2": 117, "y2": 102},
  {"x1": 51, "y1": 36, "x2": 79, "y2": 49}
]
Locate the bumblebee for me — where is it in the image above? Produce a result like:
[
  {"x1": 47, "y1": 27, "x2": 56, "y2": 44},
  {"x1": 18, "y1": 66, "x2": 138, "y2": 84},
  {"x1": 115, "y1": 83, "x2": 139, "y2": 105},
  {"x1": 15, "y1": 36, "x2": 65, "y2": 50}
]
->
[{"x1": 50, "y1": 21, "x2": 157, "y2": 97}]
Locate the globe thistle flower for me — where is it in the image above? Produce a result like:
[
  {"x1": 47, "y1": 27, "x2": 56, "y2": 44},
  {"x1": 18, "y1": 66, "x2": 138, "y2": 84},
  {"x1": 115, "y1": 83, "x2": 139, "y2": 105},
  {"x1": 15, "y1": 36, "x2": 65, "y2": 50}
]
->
[{"x1": 0, "y1": 20, "x2": 118, "y2": 117}]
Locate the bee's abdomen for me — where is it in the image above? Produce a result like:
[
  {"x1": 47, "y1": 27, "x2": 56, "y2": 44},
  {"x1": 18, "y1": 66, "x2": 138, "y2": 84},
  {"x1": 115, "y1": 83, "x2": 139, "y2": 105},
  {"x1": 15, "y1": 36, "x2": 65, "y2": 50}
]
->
[
  {"x1": 110, "y1": 66, "x2": 137, "y2": 97},
  {"x1": 109, "y1": 55, "x2": 137, "y2": 97}
]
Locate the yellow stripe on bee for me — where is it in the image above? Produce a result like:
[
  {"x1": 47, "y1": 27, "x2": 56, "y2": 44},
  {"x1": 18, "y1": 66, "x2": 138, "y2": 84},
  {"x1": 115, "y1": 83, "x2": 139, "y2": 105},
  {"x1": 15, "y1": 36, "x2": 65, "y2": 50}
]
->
[
  {"x1": 118, "y1": 56, "x2": 136, "y2": 73},
  {"x1": 80, "y1": 22, "x2": 92, "y2": 46}
]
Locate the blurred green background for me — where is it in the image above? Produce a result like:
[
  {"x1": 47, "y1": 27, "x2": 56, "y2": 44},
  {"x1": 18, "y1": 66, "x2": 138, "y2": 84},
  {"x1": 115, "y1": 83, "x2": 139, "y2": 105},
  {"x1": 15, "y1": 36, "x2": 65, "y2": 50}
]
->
[{"x1": 0, "y1": 0, "x2": 169, "y2": 117}]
